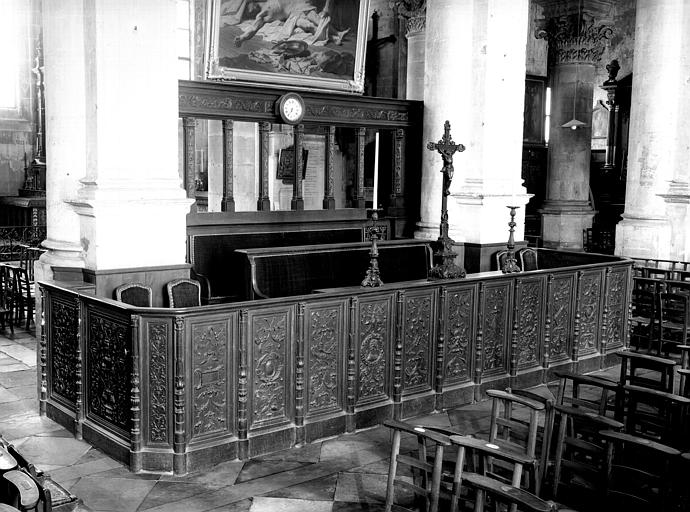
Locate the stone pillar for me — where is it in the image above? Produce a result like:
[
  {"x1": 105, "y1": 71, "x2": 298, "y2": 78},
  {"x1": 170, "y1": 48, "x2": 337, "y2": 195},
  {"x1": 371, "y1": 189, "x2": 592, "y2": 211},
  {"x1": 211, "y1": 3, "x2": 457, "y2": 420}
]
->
[
  {"x1": 391, "y1": 0, "x2": 426, "y2": 100},
  {"x1": 537, "y1": 0, "x2": 614, "y2": 250},
  {"x1": 617, "y1": 0, "x2": 688, "y2": 260},
  {"x1": 416, "y1": 0, "x2": 531, "y2": 266},
  {"x1": 37, "y1": 0, "x2": 88, "y2": 280}
]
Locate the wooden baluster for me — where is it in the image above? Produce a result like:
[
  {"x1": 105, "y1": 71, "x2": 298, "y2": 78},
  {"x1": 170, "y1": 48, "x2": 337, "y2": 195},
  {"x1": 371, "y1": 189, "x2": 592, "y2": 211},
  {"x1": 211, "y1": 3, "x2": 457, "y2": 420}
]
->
[
  {"x1": 393, "y1": 291, "x2": 404, "y2": 420},
  {"x1": 130, "y1": 315, "x2": 142, "y2": 472},
  {"x1": 221, "y1": 119, "x2": 235, "y2": 212},
  {"x1": 323, "y1": 126, "x2": 336, "y2": 210},
  {"x1": 543, "y1": 275, "x2": 553, "y2": 382},
  {"x1": 291, "y1": 124, "x2": 305, "y2": 210},
  {"x1": 295, "y1": 303, "x2": 305, "y2": 445},
  {"x1": 475, "y1": 283, "x2": 485, "y2": 402},
  {"x1": 346, "y1": 296, "x2": 357, "y2": 433},
  {"x1": 257, "y1": 122, "x2": 271, "y2": 211},
  {"x1": 510, "y1": 279, "x2": 520, "y2": 389},
  {"x1": 75, "y1": 296, "x2": 84, "y2": 440},
  {"x1": 238, "y1": 309, "x2": 249, "y2": 458},
  {"x1": 173, "y1": 317, "x2": 186, "y2": 475},
  {"x1": 435, "y1": 286, "x2": 447, "y2": 412},
  {"x1": 355, "y1": 127, "x2": 366, "y2": 208},
  {"x1": 39, "y1": 285, "x2": 47, "y2": 416},
  {"x1": 183, "y1": 117, "x2": 197, "y2": 212}
]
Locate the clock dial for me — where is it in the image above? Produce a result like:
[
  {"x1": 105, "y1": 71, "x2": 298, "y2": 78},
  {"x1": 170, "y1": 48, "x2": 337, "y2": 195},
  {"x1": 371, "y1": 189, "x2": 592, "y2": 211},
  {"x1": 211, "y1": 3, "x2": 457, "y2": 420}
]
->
[
  {"x1": 277, "y1": 93, "x2": 305, "y2": 124},
  {"x1": 284, "y1": 97, "x2": 302, "y2": 121}
]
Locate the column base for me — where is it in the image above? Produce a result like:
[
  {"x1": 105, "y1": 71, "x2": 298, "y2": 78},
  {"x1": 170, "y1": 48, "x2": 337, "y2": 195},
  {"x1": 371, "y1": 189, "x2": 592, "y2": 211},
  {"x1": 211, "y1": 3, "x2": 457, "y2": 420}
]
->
[
  {"x1": 35, "y1": 239, "x2": 85, "y2": 282},
  {"x1": 540, "y1": 204, "x2": 595, "y2": 250},
  {"x1": 615, "y1": 216, "x2": 672, "y2": 260}
]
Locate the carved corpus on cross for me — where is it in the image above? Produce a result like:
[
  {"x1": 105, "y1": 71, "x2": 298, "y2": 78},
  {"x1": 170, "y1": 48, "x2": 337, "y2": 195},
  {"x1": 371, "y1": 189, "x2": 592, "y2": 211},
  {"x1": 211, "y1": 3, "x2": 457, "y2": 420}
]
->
[{"x1": 427, "y1": 120, "x2": 466, "y2": 280}]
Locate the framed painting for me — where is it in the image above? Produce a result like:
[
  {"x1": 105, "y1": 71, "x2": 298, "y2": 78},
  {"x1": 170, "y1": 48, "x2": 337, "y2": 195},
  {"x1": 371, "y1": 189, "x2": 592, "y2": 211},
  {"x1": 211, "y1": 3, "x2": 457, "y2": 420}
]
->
[{"x1": 206, "y1": 0, "x2": 370, "y2": 93}]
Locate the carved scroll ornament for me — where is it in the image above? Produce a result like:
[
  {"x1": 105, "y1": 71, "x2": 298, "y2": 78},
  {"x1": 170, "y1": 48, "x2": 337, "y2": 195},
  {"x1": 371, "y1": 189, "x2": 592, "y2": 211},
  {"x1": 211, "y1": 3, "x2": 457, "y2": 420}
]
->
[{"x1": 536, "y1": 9, "x2": 614, "y2": 65}]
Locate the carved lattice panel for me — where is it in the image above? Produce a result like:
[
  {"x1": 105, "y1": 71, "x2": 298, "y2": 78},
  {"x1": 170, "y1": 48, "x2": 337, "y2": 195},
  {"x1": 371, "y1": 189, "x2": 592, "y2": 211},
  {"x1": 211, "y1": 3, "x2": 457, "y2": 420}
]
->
[
  {"x1": 305, "y1": 301, "x2": 346, "y2": 418},
  {"x1": 481, "y1": 282, "x2": 511, "y2": 376},
  {"x1": 402, "y1": 290, "x2": 435, "y2": 394},
  {"x1": 444, "y1": 285, "x2": 476, "y2": 385},
  {"x1": 85, "y1": 308, "x2": 131, "y2": 435},
  {"x1": 516, "y1": 277, "x2": 545, "y2": 369},
  {"x1": 577, "y1": 270, "x2": 603, "y2": 355},
  {"x1": 49, "y1": 296, "x2": 78, "y2": 407},
  {"x1": 548, "y1": 274, "x2": 575, "y2": 362},
  {"x1": 250, "y1": 308, "x2": 291, "y2": 430},
  {"x1": 191, "y1": 320, "x2": 230, "y2": 439},
  {"x1": 357, "y1": 295, "x2": 393, "y2": 406},
  {"x1": 604, "y1": 268, "x2": 628, "y2": 351},
  {"x1": 147, "y1": 321, "x2": 169, "y2": 444}
]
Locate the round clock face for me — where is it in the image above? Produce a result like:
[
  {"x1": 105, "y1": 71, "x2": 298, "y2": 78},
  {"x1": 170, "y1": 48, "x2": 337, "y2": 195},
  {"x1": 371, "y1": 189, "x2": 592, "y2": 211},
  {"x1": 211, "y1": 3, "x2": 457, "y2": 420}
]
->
[{"x1": 278, "y1": 93, "x2": 305, "y2": 124}]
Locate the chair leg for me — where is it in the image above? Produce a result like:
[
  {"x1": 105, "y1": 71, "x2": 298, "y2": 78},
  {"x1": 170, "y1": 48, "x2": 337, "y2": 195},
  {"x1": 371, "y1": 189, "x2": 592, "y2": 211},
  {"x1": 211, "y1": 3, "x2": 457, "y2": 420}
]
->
[{"x1": 385, "y1": 430, "x2": 401, "y2": 512}]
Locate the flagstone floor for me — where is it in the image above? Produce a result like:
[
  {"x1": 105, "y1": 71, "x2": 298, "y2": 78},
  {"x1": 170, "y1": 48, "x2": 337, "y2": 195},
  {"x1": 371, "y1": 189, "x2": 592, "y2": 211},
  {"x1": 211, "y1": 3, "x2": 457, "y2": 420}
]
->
[{"x1": 0, "y1": 327, "x2": 620, "y2": 512}]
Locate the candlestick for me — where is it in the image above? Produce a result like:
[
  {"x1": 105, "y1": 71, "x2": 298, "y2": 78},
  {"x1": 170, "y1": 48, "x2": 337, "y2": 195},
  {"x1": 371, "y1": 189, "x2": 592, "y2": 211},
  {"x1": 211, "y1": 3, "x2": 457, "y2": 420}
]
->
[
  {"x1": 501, "y1": 206, "x2": 521, "y2": 274},
  {"x1": 361, "y1": 209, "x2": 384, "y2": 287}
]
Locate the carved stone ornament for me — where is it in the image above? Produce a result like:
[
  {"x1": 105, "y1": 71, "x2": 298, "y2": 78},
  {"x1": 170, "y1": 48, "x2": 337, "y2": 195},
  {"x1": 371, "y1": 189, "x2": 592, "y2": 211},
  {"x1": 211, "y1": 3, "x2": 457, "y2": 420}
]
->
[
  {"x1": 389, "y1": 0, "x2": 426, "y2": 36},
  {"x1": 536, "y1": 0, "x2": 614, "y2": 65}
]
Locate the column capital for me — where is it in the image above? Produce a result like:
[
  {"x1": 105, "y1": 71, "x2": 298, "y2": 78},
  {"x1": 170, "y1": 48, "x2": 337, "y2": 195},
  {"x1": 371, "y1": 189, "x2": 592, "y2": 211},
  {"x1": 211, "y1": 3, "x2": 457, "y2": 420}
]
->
[
  {"x1": 535, "y1": 0, "x2": 614, "y2": 65},
  {"x1": 389, "y1": 0, "x2": 426, "y2": 37}
]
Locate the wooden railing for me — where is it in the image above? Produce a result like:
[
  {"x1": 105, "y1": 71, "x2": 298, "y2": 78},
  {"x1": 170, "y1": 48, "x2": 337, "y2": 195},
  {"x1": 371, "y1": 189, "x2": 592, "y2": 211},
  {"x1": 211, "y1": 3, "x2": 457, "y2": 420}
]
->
[{"x1": 39, "y1": 249, "x2": 632, "y2": 475}]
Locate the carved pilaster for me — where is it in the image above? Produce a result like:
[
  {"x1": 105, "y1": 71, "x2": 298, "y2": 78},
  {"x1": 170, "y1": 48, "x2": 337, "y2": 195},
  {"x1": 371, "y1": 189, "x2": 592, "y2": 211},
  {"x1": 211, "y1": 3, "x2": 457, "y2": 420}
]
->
[
  {"x1": 222, "y1": 119, "x2": 235, "y2": 212},
  {"x1": 474, "y1": 283, "x2": 484, "y2": 403},
  {"x1": 292, "y1": 124, "x2": 305, "y2": 211},
  {"x1": 510, "y1": 280, "x2": 520, "y2": 385},
  {"x1": 535, "y1": 0, "x2": 614, "y2": 66},
  {"x1": 130, "y1": 315, "x2": 142, "y2": 473},
  {"x1": 295, "y1": 303, "x2": 305, "y2": 446},
  {"x1": 75, "y1": 297, "x2": 84, "y2": 440},
  {"x1": 346, "y1": 297, "x2": 357, "y2": 432},
  {"x1": 600, "y1": 267, "x2": 611, "y2": 362},
  {"x1": 173, "y1": 317, "x2": 186, "y2": 475},
  {"x1": 39, "y1": 285, "x2": 46, "y2": 416},
  {"x1": 393, "y1": 291, "x2": 404, "y2": 420},
  {"x1": 323, "y1": 126, "x2": 336, "y2": 210},
  {"x1": 238, "y1": 309, "x2": 249, "y2": 458},
  {"x1": 543, "y1": 275, "x2": 553, "y2": 379},
  {"x1": 183, "y1": 117, "x2": 197, "y2": 212},
  {"x1": 390, "y1": 128, "x2": 405, "y2": 212},
  {"x1": 258, "y1": 122, "x2": 271, "y2": 211},
  {"x1": 434, "y1": 287, "x2": 446, "y2": 412},
  {"x1": 390, "y1": 0, "x2": 426, "y2": 37},
  {"x1": 572, "y1": 271, "x2": 582, "y2": 364}
]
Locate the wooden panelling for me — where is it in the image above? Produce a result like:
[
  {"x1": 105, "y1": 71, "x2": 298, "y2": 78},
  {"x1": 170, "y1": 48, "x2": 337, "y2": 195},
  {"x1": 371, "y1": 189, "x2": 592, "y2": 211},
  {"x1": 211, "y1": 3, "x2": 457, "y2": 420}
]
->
[
  {"x1": 479, "y1": 281, "x2": 512, "y2": 378},
  {"x1": 514, "y1": 276, "x2": 545, "y2": 370},
  {"x1": 576, "y1": 269, "x2": 604, "y2": 357},
  {"x1": 401, "y1": 288, "x2": 436, "y2": 395},
  {"x1": 356, "y1": 293, "x2": 394, "y2": 407}
]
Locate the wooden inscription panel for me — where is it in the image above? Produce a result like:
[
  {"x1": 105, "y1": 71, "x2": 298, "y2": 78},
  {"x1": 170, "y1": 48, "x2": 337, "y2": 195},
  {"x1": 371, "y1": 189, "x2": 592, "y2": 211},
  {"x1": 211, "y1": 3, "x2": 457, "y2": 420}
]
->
[
  {"x1": 516, "y1": 276, "x2": 545, "y2": 370},
  {"x1": 304, "y1": 300, "x2": 347, "y2": 417},
  {"x1": 481, "y1": 282, "x2": 512, "y2": 377},
  {"x1": 402, "y1": 289, "x2": 436, "y2": 395},
  {"x1": 547, "y1": 273, "x2": 575, "y2": 362},
  {"x1": 604, "y1": 267, "x2": 628, "y2": 351},
  {"x1": 356, "y1": 294, "x2": 394, "y2": 406},
  {"x1": 48, "y1": 294, "x2": 79, "y2": 408},
  {"x1": 248, "y1": 308, "x2": 293, "y2": 430},
  {"x1": 443, "y1": 284, "x2": 476, "y2": 386},
  {"x1": 577, "y1": 269, "x2": 604, "y2": 356}
]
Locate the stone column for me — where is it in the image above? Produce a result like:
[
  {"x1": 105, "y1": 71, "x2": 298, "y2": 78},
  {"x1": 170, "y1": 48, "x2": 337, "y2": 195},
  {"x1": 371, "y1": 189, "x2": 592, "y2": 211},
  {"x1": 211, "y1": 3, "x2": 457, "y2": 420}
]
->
[
  {"x1": 537, "y1": 0, "x2": 614, "y2": 250},
  {"x1": 617, "y1": 0, "x2": 687, "y2": 260},
  {"x1": 416, "y1": 0, "x2": 531, "y2": 269},
  {"x1": 37, "y1": 0, "x2": 88, "y2": 280},
  {"x1": 391, "y1": 0, "x2": 426, "y2": 100}
]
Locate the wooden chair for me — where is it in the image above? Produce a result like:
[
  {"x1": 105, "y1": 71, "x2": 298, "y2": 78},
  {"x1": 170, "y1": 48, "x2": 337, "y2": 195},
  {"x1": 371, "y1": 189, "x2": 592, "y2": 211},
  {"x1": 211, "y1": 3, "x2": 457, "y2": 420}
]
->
[
  {"x1": 554, "y1": 370, "x2": 619, "y2": 419},
  {"x1": 629, "y1": 277, "x2": 662, "y2": 352},
  {"x1": 3, "y1": 469, "x2": 40, "y2": 511},
  {"x1": 599, "y1": 430, "x2": 681, "y2": 512},
  {"x1": 518, "y1": 247, "x2": 538, "y2": 271},
  {"x1": 383, "y1": 419, "x2": 452, "y2": 512},
  {"x1": 0, "y1": 264, "x2": 14, "y2": 335},
  {"x1": 166, "y1": 279, "x2": 201, "y2": 308},
  {"x1": 616, "y1": 350, "x2": 676, "y2": 394},
  {"x1": 658, "y1": 291, "x2": 690, "y2": 357},
  {"x1": 114, "y1": 283, "x2": 152, "y2": 307},
  {"x1": 446, "y1": 435, "x2": 557, "y2": 512},
  {"x1": 9, "y1": 265, "x2": 34, "y2": 330}
]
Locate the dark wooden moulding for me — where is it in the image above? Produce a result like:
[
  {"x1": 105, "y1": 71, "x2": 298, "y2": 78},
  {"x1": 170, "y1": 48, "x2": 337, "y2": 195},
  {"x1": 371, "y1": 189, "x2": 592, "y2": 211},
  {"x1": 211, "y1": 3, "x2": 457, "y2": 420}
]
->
[{"x1": 38, "y1": 249, "x2": 632, "y2": 475}]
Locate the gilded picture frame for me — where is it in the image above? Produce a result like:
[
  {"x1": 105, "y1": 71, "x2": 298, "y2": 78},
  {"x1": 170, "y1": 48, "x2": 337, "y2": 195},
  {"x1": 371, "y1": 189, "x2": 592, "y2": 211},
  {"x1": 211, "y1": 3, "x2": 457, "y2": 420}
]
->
[{"x1": 206, "y1": 0, "x2": 370, "y2": 94}]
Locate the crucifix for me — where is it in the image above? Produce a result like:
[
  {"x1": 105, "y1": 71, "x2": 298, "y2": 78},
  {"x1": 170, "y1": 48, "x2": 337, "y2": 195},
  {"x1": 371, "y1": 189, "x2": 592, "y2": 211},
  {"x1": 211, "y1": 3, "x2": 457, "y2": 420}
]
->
[{"x1": 427, "y1": 120, "x2": 466, "y2": 280}]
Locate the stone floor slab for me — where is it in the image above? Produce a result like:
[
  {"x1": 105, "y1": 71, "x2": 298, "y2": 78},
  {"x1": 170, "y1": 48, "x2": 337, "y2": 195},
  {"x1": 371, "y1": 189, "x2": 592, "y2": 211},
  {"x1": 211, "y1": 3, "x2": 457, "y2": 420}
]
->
[
  {"x1": 0, "y1": 344, "x2": 37, "y2": 366},
  {"x1": 236, "y1": 460, "x2": 310, "y2": 484},
  {"x1": 261, "y1": 474, "x2": 338, "y2": 501},
  {"x1": 70, "y1": 476, "x2": 156, "y2": 512},
  {"x1": 249, "y1": 497, "x2": 333, "y2": 512},
  {"x1": 0, "y1": 369, "x2": 36, "y2": 388},
  {"x1": 159, "y1": 459, "x2": 245, "y2": 488},
  {"x1": 48, "y1": 456, "x2": 124, "y2": 483},
  {"x1": 256, "y1": 442, "x2": 322, "y2": 463},
  {"x1": 16, "y1": 435, "x2": 92, "y2": 466},
  {"x1": 138, "y1": 481, "x2": 214, "y2": 511}
]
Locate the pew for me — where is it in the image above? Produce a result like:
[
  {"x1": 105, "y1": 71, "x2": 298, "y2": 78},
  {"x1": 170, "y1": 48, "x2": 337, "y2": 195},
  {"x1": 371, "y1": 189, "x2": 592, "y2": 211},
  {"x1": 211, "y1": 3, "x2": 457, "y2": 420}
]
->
[{"x1": 236, "y1": 239, "x2": 433, "y2": 299}]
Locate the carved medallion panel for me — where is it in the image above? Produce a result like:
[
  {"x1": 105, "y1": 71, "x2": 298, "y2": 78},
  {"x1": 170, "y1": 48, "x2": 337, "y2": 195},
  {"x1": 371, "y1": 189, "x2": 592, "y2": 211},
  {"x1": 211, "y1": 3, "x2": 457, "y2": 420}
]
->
[
  {"x1": 191, "y1": 321, "x2": 229, "y2": 439},
  {"x1": 403, "y1": 291, "x2": 434, "y2": 393},
  {"x1": 147, "y1": 322, "x2": 169, "y2": 444},
  {"x1": 578, "y1": 271, "x2": 603, "y2": 355},
  {"x1": 481, "y1": 283, "x2": 510, "y2": 375},
  {"x1": 86, "y1": 309, "x2": 131, "y2": 435},
  {"x1": 50, "y1": 298, "x2": 78, "y2": 406},
  {"x1": 604, "y1": 268, "x2": 628, "y2": 350},
  {"x1": 516, "y1": 278, "x2": 544, "y2": 369},
  {"x1": 444, "y1": 286, "x2": 475, "y2": 385},
  {"x1": 250, "y1": 309, "x2": 291, "y2": 429},
  {"x1": 306, "y1": 302, "x2": 345, "y2": 417},
  {"x1": 548, "y1": 274, "x2": 575, "y2": 361},
  {"x1": 357, "y1": 296, "x2": 392, "y2": 405}
]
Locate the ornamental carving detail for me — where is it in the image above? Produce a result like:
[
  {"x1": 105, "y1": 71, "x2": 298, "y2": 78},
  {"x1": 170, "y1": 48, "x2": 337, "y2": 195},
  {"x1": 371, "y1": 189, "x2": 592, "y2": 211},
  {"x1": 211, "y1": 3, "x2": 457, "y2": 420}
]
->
[
  {"x1": 358, "y1": 301, "x2": 389, "y2": 402},
  {"x1": 51, "y1": 300, "x2": 78, "y2": 404},
  {"x1": 390, "y1": 0, "x2": 426, "y2": 36},
  {"x1": 578, "y1": 272, "x2": 602, "y2": 354},
  {"x1": 549, "y1": 276, "x2": 573, "y2": 360},
  {"x1": 517, "y1": 280, "x2": 542, "y2": 368},
  {"x1": 445, "y1": 288, "x2": 473, "y2": 383},
  {"x1": 87, "y1": 312, "x2": 131, "y2": 433},
  {"x1": 306, "y1": 105, "x2": 409, "y2": 123},
  {"x1": 252, "y1": 313, "x2": 287, "y2": 424},
  {"x1": 179, "y1": 94, "x2": 273, "y2": 115},
  {"x1": 605, "y1": 270, "x2": 626, "y2": 349},
  {"x1": 148, "y1": 322, "x2": 168, "y2": 443},
  {"x1": 482, "y1": 285, "x2": 508, "y2": 373},
  {"x1": 403, "y1": 294, "x2": 432, "y2": 390},
  {"x1": 536, "y1": 8, "x2": 614, "y2": 65},
  {"x1": 192, "y1": 323, "x2": 228, "y2": 437},
  {"x1": 308, "y1": 307, "x2": 340, "y2": 414}
]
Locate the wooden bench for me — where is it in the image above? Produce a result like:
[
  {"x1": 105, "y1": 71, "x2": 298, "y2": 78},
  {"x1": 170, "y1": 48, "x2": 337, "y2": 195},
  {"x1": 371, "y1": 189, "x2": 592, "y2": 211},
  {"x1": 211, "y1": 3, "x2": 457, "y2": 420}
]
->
[{"x1": 236, "y1": 239, "x2": 433, "y2": 299}]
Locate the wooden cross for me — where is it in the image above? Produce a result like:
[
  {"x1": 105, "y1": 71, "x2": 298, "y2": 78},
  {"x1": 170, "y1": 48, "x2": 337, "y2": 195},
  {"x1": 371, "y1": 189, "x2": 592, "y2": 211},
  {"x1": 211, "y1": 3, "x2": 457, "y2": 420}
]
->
[{"x1": 426, "y1": 120, "x2": 465, "y2": 196}]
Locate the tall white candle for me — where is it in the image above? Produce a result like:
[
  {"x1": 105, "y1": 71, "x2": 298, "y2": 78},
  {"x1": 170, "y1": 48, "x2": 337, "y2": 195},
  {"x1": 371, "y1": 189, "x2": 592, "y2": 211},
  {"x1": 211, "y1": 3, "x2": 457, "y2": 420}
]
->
[{"x1": 373, "y1": 132, "x2": 379, "y2": 208}]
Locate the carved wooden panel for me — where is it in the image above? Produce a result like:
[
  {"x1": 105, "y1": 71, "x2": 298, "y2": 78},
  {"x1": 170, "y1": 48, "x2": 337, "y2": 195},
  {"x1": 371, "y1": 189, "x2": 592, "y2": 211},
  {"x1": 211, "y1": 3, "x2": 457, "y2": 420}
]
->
[
  {"x1": 305, "y1": 301, "x2": 345, "y2": 417},
  {"x1": 191, "y1": 321, "x2": 229, "y2": 439},
  {"x1": 147, "y1": 322, "x2": 169, "y2": 444},
  {"x1": 86, "y1": 308, "x2": 131, "y2": 435},
  {"x1": 516, "y1": 277, "x2": 544, "y2": 369},
  {"x1": 444, "y1": 285, "x2": 475, "y2": 385},
  {"x1": 402, "y1": 290, "x2": 434, "y2": 394},
  {"x1": 357, "y1": 296, "x2": 392, "y2": 405},
  {"x1": 577, "y1": 270, "x2": 603, "y2": 355},
  {"x1": 250, "y1": 309, "x2": 291, "y2": 429},
  {"x1": 548, "y1": 274, "x2": 575, "y2": 362},
  {"x1": 481, "y1": 282, "x2": 511, "y2": 376},
  {"x1": 604, "y1": 268, "x2": 628, "y2": 350},
  {"x1": 50, "y1": 297, "x2": 78, "y2": 406}
]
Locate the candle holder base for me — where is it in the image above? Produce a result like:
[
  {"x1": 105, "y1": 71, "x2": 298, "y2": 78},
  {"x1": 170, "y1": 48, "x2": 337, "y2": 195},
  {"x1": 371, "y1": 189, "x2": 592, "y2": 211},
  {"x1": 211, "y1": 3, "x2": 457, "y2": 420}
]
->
[
  {"x1": 501, "y1": 253, "x2": 521, "y2": 274},
  {"x1": 428, "y1": 239, "x2": 466, "y2": 280},
  {"x1": 501, "y1": 205, "x2": 521, "y2": 274}
]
